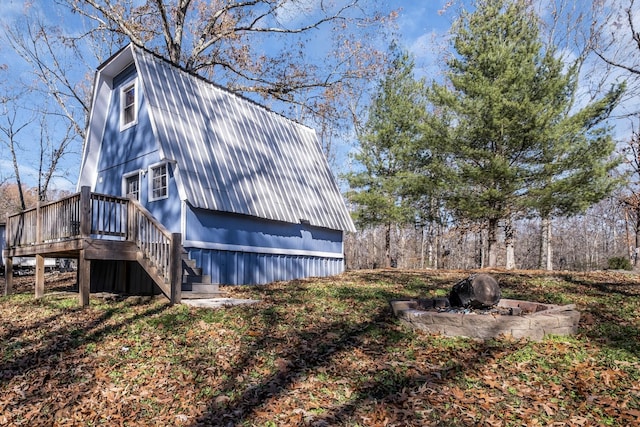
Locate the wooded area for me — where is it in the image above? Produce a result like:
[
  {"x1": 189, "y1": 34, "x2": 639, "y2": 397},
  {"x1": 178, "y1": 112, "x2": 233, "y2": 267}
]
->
[{"x1": 344, "y1": 196, "x2": 632, "y2": 271}]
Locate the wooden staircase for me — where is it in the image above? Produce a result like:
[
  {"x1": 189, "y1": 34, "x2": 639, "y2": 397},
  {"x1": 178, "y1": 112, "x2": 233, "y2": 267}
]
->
[{"x1": 181, "y1": 253, "x2": 225, "y2": 299}]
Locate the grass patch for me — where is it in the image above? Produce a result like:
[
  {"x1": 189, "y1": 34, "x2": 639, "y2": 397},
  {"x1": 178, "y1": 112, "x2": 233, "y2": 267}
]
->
[{"x1": 1, "y1": 269, "x2": 640, "y2": 426}]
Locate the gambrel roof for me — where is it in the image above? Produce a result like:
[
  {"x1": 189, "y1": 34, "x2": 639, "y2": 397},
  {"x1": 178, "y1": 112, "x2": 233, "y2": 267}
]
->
[{"x1": 79, "y1": 44, "x2": 356, "y2": 233}]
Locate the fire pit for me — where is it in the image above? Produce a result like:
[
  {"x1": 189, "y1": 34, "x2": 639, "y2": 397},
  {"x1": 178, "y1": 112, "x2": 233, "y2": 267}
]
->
[{"x1": 390, "y1": 274, "x2": 580, "y2": 341}]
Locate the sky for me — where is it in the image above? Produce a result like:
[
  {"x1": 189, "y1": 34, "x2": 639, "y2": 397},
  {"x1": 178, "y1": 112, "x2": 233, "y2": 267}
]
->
[{"x1": 0, "y1": 0, "x2": 637, "y2": 194}]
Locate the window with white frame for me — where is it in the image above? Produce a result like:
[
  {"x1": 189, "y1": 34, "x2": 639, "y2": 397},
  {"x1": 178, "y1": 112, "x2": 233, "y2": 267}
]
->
[
  {"x1": 123, "y1": 172, "x2": 140, "y2": 200},
  {"x1": 120, "y1": 82, "x2": 137, "y2": 129},
  {"x1": 149, "y1": 163, "x2": 168, "y2": 201}
]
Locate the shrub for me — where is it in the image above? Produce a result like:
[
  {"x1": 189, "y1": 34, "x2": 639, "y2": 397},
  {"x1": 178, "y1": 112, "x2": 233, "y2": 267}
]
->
[{"x1": 607, "y1": 256, "x2": 632, "y2": 271}]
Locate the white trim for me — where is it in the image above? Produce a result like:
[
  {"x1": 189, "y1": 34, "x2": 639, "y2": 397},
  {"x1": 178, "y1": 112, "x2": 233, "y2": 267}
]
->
[
  {"x1": 148, "y1": 161, "x2": 169, "y2": 201},
  {"x1": 183, "y1": 239, "x2": 344, "y2": 259},
  {"x1": 181, "y1": 200, "x2": 187, "y2": 245},
  {"x1": 77, "y1": 76, "x2": 113, "y2": 192},
  {"x1": 120, "y1": 80, "x2": 138, "y2": 131}
]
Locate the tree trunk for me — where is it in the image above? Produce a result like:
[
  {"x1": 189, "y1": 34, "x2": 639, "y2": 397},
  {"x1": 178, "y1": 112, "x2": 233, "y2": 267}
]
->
[
  {"x1": 487, "y1": 219, "x2": 498, "y2": 268},
  {"x1": 384, "y1": 222, "x2": 391, "y2": 268},
  {"x1": 505, "y1": 216, "x2": 515, "y2": 270},
  {"x1": 421, "y1": 226, "x2": 427, "y2": 269},
  {"x1": 477, "y1": 229, "x2": 485, "y2": 269},
  {"x1": 635, "y1": 209, "x2": 640, "y2": 267},
  {"x1": 539, "y1": 216, "x2": 553, "y2": 270}
]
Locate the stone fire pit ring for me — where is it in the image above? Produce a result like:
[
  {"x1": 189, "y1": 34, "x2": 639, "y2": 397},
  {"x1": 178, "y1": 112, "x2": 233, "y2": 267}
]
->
[{"x1": 390, "y1": 298, "x2": 581, "y2": 341}]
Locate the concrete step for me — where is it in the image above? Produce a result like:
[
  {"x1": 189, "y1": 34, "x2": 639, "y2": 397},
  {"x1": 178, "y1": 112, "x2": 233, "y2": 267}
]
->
[
  {"x1": 182, "y1": 282, "x2": 219, "y2": 292},
  {"x1": 180, "y1": 290, "x2": 227, "y2": 299},
  {"x1": 191, "y1": 283, "x2": 219, "y2": 293}
]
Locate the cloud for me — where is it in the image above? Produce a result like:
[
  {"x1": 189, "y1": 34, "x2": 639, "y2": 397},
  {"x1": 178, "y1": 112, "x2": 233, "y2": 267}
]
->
[
  {"x1": 407, "y1": 31, "x2": 449, "y2": 80},
  {"x1": 0, "y1": 0, "x2": 29, "y2": 26},
  {"x1": 274, "y1": 0, "x2": 325, "y2": 28},
  {"x1": 0, "y1": 155, "x2": 77, "y2": 193}
]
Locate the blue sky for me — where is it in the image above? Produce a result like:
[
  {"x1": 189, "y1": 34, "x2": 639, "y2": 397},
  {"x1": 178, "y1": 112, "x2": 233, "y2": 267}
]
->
[{"x1": 0, "y1": 0, "x2": 636, "y2": 193}]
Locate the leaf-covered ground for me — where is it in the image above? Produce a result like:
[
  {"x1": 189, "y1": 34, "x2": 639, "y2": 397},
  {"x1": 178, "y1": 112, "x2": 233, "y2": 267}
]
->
[{"x1": 1, "y1": 269, "x2": 639, "y2": 426}]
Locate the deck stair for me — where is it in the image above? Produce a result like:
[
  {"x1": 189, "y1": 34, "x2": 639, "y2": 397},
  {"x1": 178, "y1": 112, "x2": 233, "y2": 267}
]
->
[{"x1": 180, "y1": 254, "x2": 225, "y2": 299}]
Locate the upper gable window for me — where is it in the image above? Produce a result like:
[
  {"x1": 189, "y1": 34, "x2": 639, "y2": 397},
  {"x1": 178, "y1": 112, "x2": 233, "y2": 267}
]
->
[
  {"x1": 120, "y1": 82, "x2": 137, "y2": 130},
  {"x1": 149, "y1": 163, "x2": 168, "y2": 201}
]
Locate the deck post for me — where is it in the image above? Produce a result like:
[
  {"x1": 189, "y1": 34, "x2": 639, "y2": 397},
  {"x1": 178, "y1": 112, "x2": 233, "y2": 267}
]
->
[
  {"x1": 79, "y1": 187, "x2": 91, "y2": 307},
  {"x1": 169, "y1": 233, "x2": 182, "y2": 305},
  {"x1": 35, "y1": 254, "x2": 45, "y2": 298},
  {"x1": 34, "y1": 202, "x2": 44, "y2": 299},
  {"x1": 78, "y1": 249, "x2": 90, "y2": 307},
  {"x1": 80, "y1": 186, "x2": 91, "y2": 238},
  {"x1": 3, "y1": 257, "x2": 12, "y2": 296}
]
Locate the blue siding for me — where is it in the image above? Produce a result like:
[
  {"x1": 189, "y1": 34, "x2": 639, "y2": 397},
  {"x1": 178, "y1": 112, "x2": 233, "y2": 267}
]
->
[
  {"x1": 184, "y1": 206, "x2": 345, "y2": 285},
  {"x1": 95, "y1": 70, "x2": 159, "y2": 195},
  {"x1": 188, "y1": 247, "x2": 344, "y2": 285},
  {"x1": 93, "y1": 67, "x2": 181, "y2": 233},
  {"x1": 144, "y1": 165, "x2": 181, "y2": 233},
  {"x1": 185, "y1": 207, "x2": 343, "y2": 254}
]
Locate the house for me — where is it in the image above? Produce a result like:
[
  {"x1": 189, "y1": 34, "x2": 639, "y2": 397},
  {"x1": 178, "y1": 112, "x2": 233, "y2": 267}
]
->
[{"x1": 71, "y1": 43, "x2": 354, "y2": 294}]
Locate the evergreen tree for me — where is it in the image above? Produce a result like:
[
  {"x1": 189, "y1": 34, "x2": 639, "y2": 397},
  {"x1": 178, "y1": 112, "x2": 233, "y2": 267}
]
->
[
  {"x1": 431, "y1": 0, "x2": 623, "y2": 268},
  {"x1": 531, "y1": 83, "x2": 624, "y2": 269},
  {"x1": 344, "y1": 47, "x2": 435, "y2": 268}
]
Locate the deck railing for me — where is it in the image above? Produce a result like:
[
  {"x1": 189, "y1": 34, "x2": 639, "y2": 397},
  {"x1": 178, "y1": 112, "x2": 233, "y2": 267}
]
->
[
  {"x1": 4, "y1": 186, "x2": 181, "y2": 303},
  {"x1": 6, "y1": 190, "x2": 130, "y2": 246},
  {"x1": 90, "y1": 193, "x2": 128, "y2": 238},
  {"x1": 41, "y1": 193, "x2": 81, "y2": 241},
  {"x1": 6, "y1": 208, "x2": 37, "y2": 247}
]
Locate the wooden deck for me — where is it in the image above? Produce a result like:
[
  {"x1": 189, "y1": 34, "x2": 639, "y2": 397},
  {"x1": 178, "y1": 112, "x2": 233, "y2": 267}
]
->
[{"x1": 3, "y1": 187, "x2": 182, "y2": 306}]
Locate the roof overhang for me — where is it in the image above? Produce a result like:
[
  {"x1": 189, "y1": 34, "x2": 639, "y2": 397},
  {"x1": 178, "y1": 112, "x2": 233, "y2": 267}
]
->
[{"x1": 97, "y1": 44, "x2": 135, "y2": 78}]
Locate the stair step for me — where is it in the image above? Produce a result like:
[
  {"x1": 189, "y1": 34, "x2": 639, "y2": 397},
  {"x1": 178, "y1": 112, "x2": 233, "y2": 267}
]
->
[
  {"x1": 181, "y1": 282, "x2": 217, "y2": 292},
  {"x1": 180, "y1": 290, "x2": 227, "y2": 299},
  {"x1": 179, "y1": 254, "x2": 223, "y2": 298},
  {"x1": 182, "y1": 268, "x2": 205, "y2": 283},
  {"x1": 187, "y1": 283, "x2": 219, "y2": 293},
  {"x1": 183, "y1": 258, "x2": 197, "y2": 269},
  {"x1": 183, "y1": 275, "x2": 211, "y2": 285}
]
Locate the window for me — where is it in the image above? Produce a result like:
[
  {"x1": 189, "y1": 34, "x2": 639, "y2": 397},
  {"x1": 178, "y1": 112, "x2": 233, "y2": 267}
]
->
[
  {"x1": 123, "y1": 172, "x2": 140, "y2": 200},
  {"x1": 120, "y1": 82, "x2": 137, "y2": 129},
  {"x1": 149, "y1": 163, "x2": 168, "y2": 201}
]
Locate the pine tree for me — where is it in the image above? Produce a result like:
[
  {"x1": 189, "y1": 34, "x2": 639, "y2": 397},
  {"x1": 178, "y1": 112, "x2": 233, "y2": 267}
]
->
[
  {"x1": 344, "y1": 47, "x2": 434, "y2": 268},
  {"x1": 431, "y1": 0, "x2": 623, "y2": 268},
  {"x1": 531, "y1": 82, "x2": 624, "y2": 269}
]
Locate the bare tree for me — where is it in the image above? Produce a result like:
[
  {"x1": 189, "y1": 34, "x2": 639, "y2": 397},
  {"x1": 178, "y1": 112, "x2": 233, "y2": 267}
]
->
[
  {"x1": 0, "y1": 106, "x2": 34, "y2": 211},
  {"x1": 620, "y1": 123, "x2": 640, "y2": 266},
  {"x1": 59, "y1": 0, "x2": 395, "y2": 158},
  {"x1": 590, "y1": 0, "x2": 640, "y2": 117},
  {"x1": 0, "y1": 6, "x2": 125, "y2": 201},
  {"x1": 3, "y1": 14, "x2": 96, "y2": 143},
  {"x1": 37, "y1": 117, "x2": 78, "y2": 202}
]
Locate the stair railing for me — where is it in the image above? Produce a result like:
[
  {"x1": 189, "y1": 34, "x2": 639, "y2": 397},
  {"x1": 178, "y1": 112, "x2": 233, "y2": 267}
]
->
[{"x1": 126, "y1": 197, "x2": 181, "y2": 303}]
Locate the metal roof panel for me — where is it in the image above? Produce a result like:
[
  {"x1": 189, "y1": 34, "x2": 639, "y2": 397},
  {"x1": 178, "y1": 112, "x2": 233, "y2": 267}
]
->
[{"x1": 134, "y1": 46, "x2": 356, "y2": 232}]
